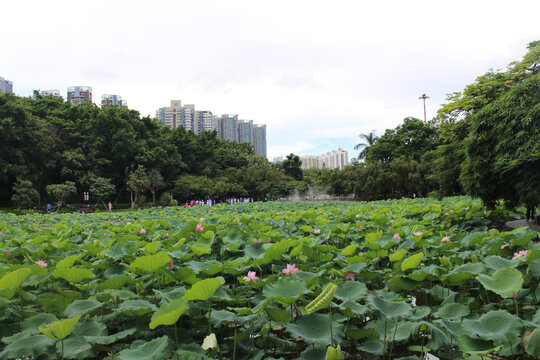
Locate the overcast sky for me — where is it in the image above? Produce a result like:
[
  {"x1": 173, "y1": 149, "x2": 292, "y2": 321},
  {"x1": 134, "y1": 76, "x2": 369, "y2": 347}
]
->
[{"x1": 3, "y1": 0, "x2": 539, "y2": 160}]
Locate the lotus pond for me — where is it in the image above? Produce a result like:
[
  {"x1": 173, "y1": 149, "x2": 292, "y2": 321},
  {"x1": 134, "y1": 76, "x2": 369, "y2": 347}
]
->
[{"x1": 0, "y1": 197, "x2": 539, "y2": 360}]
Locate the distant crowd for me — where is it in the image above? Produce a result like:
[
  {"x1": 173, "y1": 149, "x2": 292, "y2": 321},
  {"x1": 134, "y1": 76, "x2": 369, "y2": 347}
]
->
[{"x1": 184, "y1": 198, "x2": 254, "y2": 207}]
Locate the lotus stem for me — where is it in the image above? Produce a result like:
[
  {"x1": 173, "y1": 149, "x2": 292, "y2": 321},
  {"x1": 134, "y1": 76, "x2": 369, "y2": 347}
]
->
[
  {"x1": 329, "y1": 304, "x2": 334, "y2": 347},
  {"x1": 233, "y1": 327, "x2": 237, "y2": 360},
  {"x1": 383, "y1": 317, "x2": 387, "y2": 357},
  {"x1": 388, "y1": 317, "x2": 398, "y2": 360}
]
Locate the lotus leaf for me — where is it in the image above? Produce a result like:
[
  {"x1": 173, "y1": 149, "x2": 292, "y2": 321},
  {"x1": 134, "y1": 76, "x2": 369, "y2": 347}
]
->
[
  {"x1": 39, "y1": 314, "x2": 81, "y2": 341},
  {"x1": 52, "y1": 267, "x2": 93, "y2": 283},
  {"x1": 183, "y1": 277, "x2": 225, "y2": 301},
  {"x1": 64, "y1": 299, "x2": 104, "y2": 317},
  {"x1": 286, "y1": 313, "x2": 344, "y2": 345},
  {"x1": 0, "y1": 268, "x2": 31, "y2": 290},
  {"x1": 56, "y1": 254, "x2": 79, "y2": 269},
  {"x1": 117, "y1": 335, "x2": 173, "y2": 360},
  {"x1": 477, "y1": 267, "x2": 523, "y2": 298},
  {"x1": 334, "y1": 281, "x2": 367, "y2": 301},
  {"x1": 263, "y1": 278, "x2": 309, "y2": 306},
  {"x1": 458, "y1": 335, "x2": 501, "y2": 355},
  {"x1": 401, "y1": 252, "x2": 423, "y2": 272},
  {"x1": 461, "y1": 310, "x2": 522, "y2": 343},
  {"x1": 368, "y1": 294, "x2": 412, "y2": 318},
  {"x1": 149, "y1": 299, "x2": 188, "y2": 329},
  {"x1": 130, "y1": 251, "x2": 171, "y2": 273}
]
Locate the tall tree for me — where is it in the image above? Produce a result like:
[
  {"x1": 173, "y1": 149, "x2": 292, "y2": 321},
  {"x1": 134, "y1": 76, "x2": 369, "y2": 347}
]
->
[
  {"x1": 461, "y1": 72, "x2": 540, "y2": 218},
  {"x1": 145, "y1": 169, "x2": 166, "y2": 206},
  {"x1": 353, "y1": 131, "x2": 378, "y2": 160},
  {"x1": 282, "y1": 153, "x2": 303, "y2": 180},
  {"x1": 126, "y1": 165, "x2": 147, "y2": 209}
]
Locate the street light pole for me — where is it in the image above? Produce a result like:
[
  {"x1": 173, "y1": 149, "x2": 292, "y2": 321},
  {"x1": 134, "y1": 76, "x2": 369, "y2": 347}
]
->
[{"x1": 418, "y1": 94, "x2": 430, "y2": 122}]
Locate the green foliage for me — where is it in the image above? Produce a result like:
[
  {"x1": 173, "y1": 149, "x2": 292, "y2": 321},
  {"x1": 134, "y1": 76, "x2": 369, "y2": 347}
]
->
[
  {"x1": 282, "y1": 153, "x2": 303, "y2": 180},
  {"x1": 46, "y1": 181, "x2": 77, "y2": 207},
  {"x1": 0, "y1": 195, "x2": 537, "y2": 358},
  {"x1": 89, "y1": 176, "x2": 115, "y2": 207},
  {"x1": 11, "y1": 178, "x2": 39, "y2": 210},
  {"x1": 461, "y1": 72, "x2": 540, "y2": 214}
]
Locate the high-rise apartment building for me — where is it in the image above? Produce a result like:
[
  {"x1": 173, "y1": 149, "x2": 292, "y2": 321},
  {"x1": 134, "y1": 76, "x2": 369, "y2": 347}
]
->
[
  {"x1": 194, "y1": 110, "x2": 216, "y2": 133},
  {"x1": 67, "y1": 86, "x2": 92, "y2": 105},
  {"x1": 319, "y1": 148, "x2": 348, "y2": 170},
  {"x1": 253, "y1": 124, "x2": 267, "y2": 158},
  {"x1": 40, "y1": 90, "x2": 62, "y2": 98},
  {"x1": 156, "y1": 100, "x2": 267, "y2": 158},
  {"x1": 238, "y1": 120, "x2": 254, "y2": 144},
  {"x1": 300, "y1": 155, "x2": 319, "y2": 170},
  {"x1": 101, "y1": 94, "x2": 127, "y2": 108},
  {"x1": 298, "y1": 149, "x2": 348, "y2": 170},
  {"x1": 217, "y1": 114, "x2": 239, "y2": 142},
  {"x1": 0, "y1": 76, "x2": 13, "y2": 94}
]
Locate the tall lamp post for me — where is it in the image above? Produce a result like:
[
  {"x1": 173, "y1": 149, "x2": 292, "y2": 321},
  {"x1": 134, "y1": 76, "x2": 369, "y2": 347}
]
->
[{"x1": 418, "y1": 94, "x2": 430, "y2": 122}]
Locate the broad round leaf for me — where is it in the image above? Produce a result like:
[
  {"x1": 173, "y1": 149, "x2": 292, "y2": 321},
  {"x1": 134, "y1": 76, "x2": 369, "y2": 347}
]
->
[
  {"x1": 401, "y1": 252, "x2": 423, "y2": 272},
  {"x1": 433, "y1": 302, "x2": 470, "y2": 320},
  {"x1": 263, "y1": 278, "x2": 309, "y2": 305},
  {"x1": 458, "y1": 335, "x2": 500, "y2": 355},
  {"x1": 118, "y1": 335, "x2": 173, "y2": 360},
  {"x1": 286, "y1": 313, "x2": 344, "y2": 345},
  {"x1": 461, "y1": 310, "x2": 522, "y2": 343},
  {"x1": 149, "y1": 299, "x2": 188, "y2": 329},
  {"x1": 39, "y1": 315, "x2": 82, "y2": 341},
  {"x1": 526, "y1": 328, "x2": 540, "y2": 356},
  {"x1": 368, "y1": 294, "x2": 412, "y2": 318},
  {"x1": 0, "y1": 268, "x2": 31, "y2": 290},
  {"x1": 477, "y1": 267, "x2": 523, "y2": 298},
  {"x1": 334, "y1": 281, "x2": 368, "y2": 301},
  {"x1": 64, "y1": 299, "x2": 104, "y2": 317},
  {"x1": 56, "y1": 254, "x2": 79, "y2": 270},
  {"x1": 0, "y1": 332, "x2": 55, "y2": 358},
  {"x1": 183, "y1": 277, "x2": 225, "y2": 301},
  {"x1": 130, "y1": 252, "x2": 171, "y2": 273},
  {"x1": 52, "y1": 267, "x2": 93, "y2": 283},
  {"x1": 118, "y1": 300, "x2": 158, "y2": 317}
]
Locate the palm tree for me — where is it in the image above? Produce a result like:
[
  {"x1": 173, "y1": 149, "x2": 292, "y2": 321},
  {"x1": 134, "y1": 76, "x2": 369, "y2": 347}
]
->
[{"x1": 354, "y1": 131, "x2": 378, "y2": 160}]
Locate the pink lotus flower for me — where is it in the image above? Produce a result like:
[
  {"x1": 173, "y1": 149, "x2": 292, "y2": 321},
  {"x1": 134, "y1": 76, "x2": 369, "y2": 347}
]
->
[
  {"x1": 139, "y1": 228, "x2": 146, "y2": 235},
  {"x1": 388, "y1": 226, "x2": 392, "y2": 230},
  {"x1": 393, "y1": 233, "x2": 401, "y2": 240},
  {"x1": 282, "y1": 264, "x2": 299, "y2": 275},
  {"x1": 345, "y1": 271, "x2": 355, "y2": 281},
  {"x1": 441, "y1": 236, "x2": 450, "y2": 243},
  {"x1": 356, "y1": 215, "x2": 360, "y2": 218},
  {"x1": 35, "y1": 260, "x2": 48, "y2": 268},
  {"x1": 484, "y1": 211, "x2": 488, "y2": 215},
  {"x1": 168, "y1": 260, "x2": 173, "y2": 269},
  {"x1": 195, "y1": 224, "x2": 204, "y2": 233},
  {"x1": 360, "y1": 225, "x2": 364, "y2": 230},
  {"x1": 413, "y1": 231, "x2": 423, "y2": 236},
  {"x1": 314, "y1": 229, "x2": 321, "y2": 235},
  {"x1": 6, "y1": 251, "x2": 10, "y2": 256},
  {"x1": 500, "y1": 244, "x2": 509, "y2": 249},
  {"x1": 126, "y1": 222, "x2": 132, "y2": 225},
  {"x1": 164, "y1": 233, "x2": 170, "y2": 237},
  {"x1": 267, "y1": 238, "x2": 271, "y2": 243},
  {"x1": 242, "y1": 271, "x2": 259, "y2": 282},
  {"x1": 103, "y1": 233, "x2": 108, "y2": 237},
  {"x1": 512, "y1": 250, "x2": 528, "y2": 260}
]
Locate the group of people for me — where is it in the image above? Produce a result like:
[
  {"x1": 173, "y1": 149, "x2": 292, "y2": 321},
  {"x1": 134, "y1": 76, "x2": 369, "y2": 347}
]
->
[{"x1": 183, "y1": 198, "x2": 254, "y2": 207}]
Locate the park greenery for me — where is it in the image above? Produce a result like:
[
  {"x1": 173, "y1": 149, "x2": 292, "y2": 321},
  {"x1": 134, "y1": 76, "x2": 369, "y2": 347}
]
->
[
  {"x1": 0, "y1": 40, "x2": 538, "y2": 360},
  {"x1": 0, "y1": 198, "x2": 539, "y2": 359},
  {"x1": 1, "y1": 41, "x2": 539, "y2": 215}
]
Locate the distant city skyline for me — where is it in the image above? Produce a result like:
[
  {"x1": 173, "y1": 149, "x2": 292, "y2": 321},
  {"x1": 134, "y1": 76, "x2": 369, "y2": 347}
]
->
[
  {"x1": 156, "y1": 100, "x2": 267, "y2": 157},
  {"x1": 2, "y1": 1, "x2": 539, "y2": 161}
]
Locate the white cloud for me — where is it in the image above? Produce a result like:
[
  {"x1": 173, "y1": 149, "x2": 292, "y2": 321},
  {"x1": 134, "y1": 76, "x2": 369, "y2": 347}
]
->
[{"x1": 2, "y1": 0, "x2": 539, "y2": 161}]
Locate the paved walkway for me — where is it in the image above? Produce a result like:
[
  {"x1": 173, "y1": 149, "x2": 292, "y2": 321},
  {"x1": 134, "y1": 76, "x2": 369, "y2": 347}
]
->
[{"x1": 505, "y1": 219, "x2": 540, "y2": 232}]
